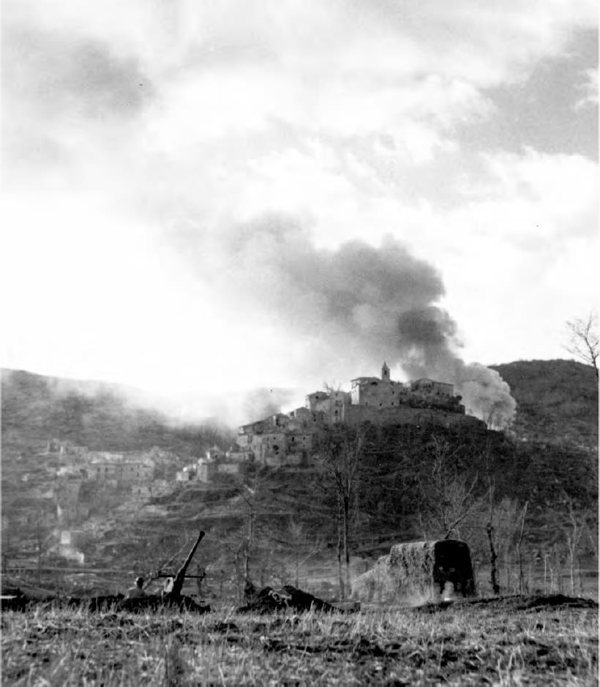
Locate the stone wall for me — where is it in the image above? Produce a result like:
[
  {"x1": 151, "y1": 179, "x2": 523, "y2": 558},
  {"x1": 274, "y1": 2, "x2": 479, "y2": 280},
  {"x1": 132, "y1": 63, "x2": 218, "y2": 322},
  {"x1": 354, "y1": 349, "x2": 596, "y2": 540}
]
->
[{"x1": 341, "y1": 405, "x2": 486, "y2": 430}]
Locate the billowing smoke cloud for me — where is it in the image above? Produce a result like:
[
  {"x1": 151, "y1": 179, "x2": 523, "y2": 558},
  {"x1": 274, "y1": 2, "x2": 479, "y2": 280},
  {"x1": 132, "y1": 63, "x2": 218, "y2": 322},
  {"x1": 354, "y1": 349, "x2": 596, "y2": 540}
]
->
[
  {"x1": 394, "y1": 308, "x2": 516, "y2": 428},
  {"x1": 241, "y1": 387, "x2": 295, "y2": 425},
  {"x1": 180, "y1": 213, "x2": 516, "y2": 428}
]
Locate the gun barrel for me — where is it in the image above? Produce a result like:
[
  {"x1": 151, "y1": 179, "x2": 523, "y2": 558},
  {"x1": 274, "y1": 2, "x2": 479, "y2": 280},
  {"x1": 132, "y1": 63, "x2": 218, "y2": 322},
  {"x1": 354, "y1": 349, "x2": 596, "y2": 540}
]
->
[{"x1": 170, "y1": 530, "x2": 205, "y2": 598}]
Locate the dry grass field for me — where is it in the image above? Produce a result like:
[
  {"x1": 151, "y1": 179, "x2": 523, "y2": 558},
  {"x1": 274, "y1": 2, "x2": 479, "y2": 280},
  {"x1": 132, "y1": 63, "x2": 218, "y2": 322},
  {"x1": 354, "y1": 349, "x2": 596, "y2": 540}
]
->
[{"x1": 1, "y1": 597, "x2": 597, "y2": 686}]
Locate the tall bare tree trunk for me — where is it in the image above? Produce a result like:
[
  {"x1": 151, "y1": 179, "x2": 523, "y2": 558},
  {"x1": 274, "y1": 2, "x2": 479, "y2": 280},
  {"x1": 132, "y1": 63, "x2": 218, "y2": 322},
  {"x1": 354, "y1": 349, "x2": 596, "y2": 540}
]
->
[
  {"x1": 569, "y1": 547, "x2": 576, "y2": 595},
  {"x1": 552, "y1": 547, "x2": 562, "y2": 593},
  {"x1": 517, "y1": 501, "x2": 528, "y2": 594},
  {"x1": 244, "y1": 511, "x2": 254, "y2": 583},
  {"x1": 564, "y1": 498, "x2": 584, "y2": 596},
  {"x1": 486, "y1": 522, "x2": 500, "y2": 595},
  {"x1": 486, "y1": 484, "x2": 500, "y2": 595},
  {"x1": 337, "y1": 496, "x2": 345, "y2": 600},
  {"x1": 36, "y1": 514, "x2": 42, "y2": 587},
  {"x1": 343, "y1": 494, "x2": 351, "y2": 597}
]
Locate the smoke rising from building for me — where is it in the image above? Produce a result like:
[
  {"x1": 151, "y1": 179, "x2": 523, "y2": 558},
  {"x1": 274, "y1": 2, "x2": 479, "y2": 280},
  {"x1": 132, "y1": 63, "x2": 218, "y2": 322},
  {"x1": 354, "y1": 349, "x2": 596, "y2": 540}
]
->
[
  {"x1": 241, "y1": 387, "x2": 295, "y2": 424},
  {"x1": 183, "y1": 213, "x2": 516, "y2": 428}
]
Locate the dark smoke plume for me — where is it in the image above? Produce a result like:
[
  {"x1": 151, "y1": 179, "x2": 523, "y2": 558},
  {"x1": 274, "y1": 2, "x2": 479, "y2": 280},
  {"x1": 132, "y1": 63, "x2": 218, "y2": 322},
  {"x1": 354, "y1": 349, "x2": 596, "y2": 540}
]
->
[{"x1": 184, "y1": 214, "x2": 516, "y2": 428}]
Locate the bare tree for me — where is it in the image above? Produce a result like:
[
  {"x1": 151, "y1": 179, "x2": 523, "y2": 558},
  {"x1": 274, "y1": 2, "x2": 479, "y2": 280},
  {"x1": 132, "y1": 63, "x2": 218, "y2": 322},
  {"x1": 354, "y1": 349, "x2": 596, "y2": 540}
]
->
[
  {"x1": 317, "y1": 425, "x2": 366, "y2": 600},
  {"x1": 493, "y1": 497, "x2": 527, "y2": 593},
  {"x1": 239, "y1": 485, "x2": 256, "y2": 584},
  {"x1": 484, "y1": 483, "x2": 501, "y2": 595},
  {"x1": 565, "y1": 313, "x2": 599, "y2": 379},
  {"x1": 465, "y1": 481, "x2": 529, "y2": 595},
  {"x1": 421, "y1": 436, "x2": 479, "y2": 540},
  {"x1": 286, "y1": 519, "x2": 324, "y2": 587},
  {"x1": 560, "y1": 493, "x2": 588, "y2": 595},
  {"x1": 516, "y1": 501, "x2": 529, "y2": 594},
  {"x1": 210, "y1": 475, "x2": 283, "y2": 598},
  {"x1": 234, "y1": 478, "x2": 284, "y2": 589}
]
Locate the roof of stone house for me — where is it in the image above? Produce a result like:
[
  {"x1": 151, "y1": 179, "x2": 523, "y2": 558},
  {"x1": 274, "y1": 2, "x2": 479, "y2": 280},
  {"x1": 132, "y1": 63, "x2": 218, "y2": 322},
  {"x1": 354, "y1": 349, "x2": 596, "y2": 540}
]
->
[{"x1": 412, "y1": 378, "x2": 452, "y2": 386}]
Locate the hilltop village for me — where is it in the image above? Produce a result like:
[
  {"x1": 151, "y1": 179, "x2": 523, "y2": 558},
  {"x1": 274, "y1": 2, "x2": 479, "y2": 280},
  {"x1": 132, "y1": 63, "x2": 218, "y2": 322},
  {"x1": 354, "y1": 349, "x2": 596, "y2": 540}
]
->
[
  {"x1": 5, "y1": 364, "x2": 486, "y2": 565},
  {"x1": 10, "y1": 365, "x2": 487, "y2": 504},
  {"x1": 180, "y1": 363, "x2": 486, "y2": 481}
]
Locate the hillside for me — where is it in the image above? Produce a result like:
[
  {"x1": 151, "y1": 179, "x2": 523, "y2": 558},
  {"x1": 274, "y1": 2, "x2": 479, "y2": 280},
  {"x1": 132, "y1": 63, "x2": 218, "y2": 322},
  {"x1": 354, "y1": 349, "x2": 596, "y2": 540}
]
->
[
  {"x1": 1, "y1": 368, "x2": 235, "y2": 591},
  {"x1": 1, "y1": 362, "x2": 597, "y2": 599},
  {"x1": 1, "y1": 368, "x2": 234, "y2": 454},
  {"x1": 490, "y1": 359, "x2": 598, "y2": 451}
]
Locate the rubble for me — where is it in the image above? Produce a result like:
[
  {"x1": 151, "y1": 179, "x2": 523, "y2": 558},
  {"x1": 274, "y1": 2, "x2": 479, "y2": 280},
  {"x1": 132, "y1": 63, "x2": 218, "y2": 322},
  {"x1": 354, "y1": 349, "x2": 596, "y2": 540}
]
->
[{"x1": 237, "y1": 582, "x2": 340, "y2": 614}]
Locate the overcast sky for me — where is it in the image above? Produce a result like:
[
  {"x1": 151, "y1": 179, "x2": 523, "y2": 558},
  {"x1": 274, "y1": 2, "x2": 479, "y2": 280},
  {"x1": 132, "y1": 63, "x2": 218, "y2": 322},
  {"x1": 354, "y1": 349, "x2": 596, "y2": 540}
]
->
[{"x1": 1, "y1": 1, "x2": 597, "y2": 419}]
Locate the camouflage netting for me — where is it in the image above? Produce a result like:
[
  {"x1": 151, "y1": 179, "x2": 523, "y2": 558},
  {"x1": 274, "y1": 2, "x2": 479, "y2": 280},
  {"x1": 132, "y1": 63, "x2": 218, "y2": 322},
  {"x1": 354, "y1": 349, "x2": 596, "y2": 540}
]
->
[{"x1": 353, "y1": 540, "x2": 475, "y2": 605}]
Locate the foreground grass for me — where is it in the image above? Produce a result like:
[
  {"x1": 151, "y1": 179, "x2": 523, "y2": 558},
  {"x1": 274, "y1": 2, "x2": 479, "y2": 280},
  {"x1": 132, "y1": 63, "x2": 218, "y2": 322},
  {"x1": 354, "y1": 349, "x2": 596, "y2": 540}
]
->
[{"x1": 1, "y1": 602, "x2": 597, "y2": 686}]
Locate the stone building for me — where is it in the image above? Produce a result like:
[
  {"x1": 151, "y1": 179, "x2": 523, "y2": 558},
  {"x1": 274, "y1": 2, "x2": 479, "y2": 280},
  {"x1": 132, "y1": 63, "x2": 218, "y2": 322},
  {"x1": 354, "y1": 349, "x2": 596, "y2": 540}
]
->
[
  {"x1": 235, "y1": 363, "x2": 477, "y2": 467},
  {"x1": 193, "y1": 451, "x2": 244, "y2": 482},
  {"x1": 88, "y1": 453, "x2": 154, "y2": 483},
  {"x1": 176, "y1": 465, "x2": 197, "y2": 482}
]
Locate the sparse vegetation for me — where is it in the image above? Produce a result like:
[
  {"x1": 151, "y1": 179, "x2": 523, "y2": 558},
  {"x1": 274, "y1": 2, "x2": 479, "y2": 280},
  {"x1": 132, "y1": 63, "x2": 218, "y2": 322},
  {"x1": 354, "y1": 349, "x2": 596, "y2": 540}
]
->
[
  {"x1": 490, "y1": 360, "x2": 597, "y2": 450},
  {"x1": 565, "y1": 314, "x2": 599, "y2": 380},
  {"x1": 1, "y1": 369, "x2": 234, "y2": 453},
  {"x1": 2, "y1": 361, "x2": 597, "y2": 613},
  {"x1": 2, "y1": 601, "x2": 597, "y2": 685}
]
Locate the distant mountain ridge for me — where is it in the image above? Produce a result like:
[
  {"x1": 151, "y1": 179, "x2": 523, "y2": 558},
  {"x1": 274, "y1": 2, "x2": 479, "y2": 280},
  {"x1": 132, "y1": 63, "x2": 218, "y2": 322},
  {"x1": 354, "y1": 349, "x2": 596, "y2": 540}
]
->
[
  {"x1": 2, "y1": 360, "x2": 597, "y2": 452},
  {"x1": 1, "y1": 368, "x2": 233, "y2": 455},
  {"x1": 490, "y1": 359, "x2": 598, "y2": 451}
]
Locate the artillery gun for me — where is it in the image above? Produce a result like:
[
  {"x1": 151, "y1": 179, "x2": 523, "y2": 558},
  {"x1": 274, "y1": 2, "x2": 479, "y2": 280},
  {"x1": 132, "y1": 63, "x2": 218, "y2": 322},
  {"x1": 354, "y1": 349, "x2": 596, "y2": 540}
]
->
[
  {"x1": 161, "y1": 529, "x2": 205, "y2": 600},
  {"x1": 119, "y1": 529, "x2": 210, "y2": 612}
]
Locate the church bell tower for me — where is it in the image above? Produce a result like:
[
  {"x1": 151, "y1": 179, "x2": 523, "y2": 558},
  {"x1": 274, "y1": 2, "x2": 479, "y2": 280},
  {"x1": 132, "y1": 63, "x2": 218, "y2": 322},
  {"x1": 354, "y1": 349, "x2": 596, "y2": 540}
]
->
[{"x1": 381, "y1": 362, "x2": 390, "y2": 382}]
